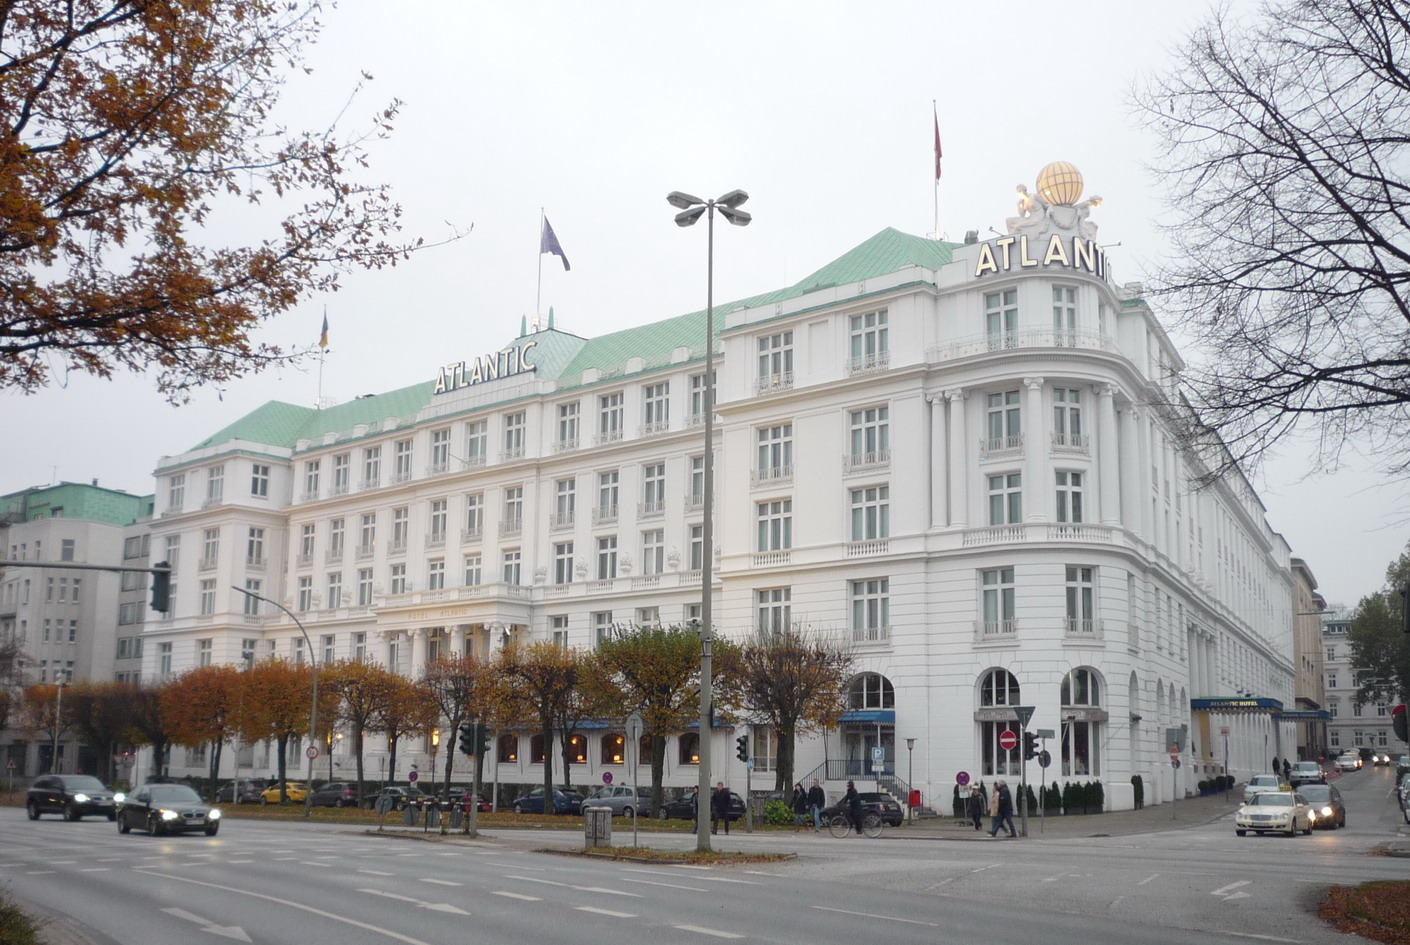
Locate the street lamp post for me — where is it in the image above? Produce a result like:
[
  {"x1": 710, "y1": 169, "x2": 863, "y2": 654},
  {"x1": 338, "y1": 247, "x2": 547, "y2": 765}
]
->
[
  {"x1": 906, "y1": 738, "x2": 916, "y2": 823},
  {"x1": 667, "y1": 188, "x2": 751, "y2": 853},
  {"x1": 51, "y1": 679, "x2": 67, "y2": 773},
  {"x1": 231, "y1": 585, "x2": 318, "y2": 817}
]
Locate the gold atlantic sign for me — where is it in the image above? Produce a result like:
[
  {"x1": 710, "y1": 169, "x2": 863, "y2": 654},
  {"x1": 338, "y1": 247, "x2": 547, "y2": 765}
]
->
[
  {"x1": 974, "y1": 233, "x2": 1108, "y2": 281},
  {"x1": 434, "y1": 340, "x2": 538, "y2": 395}
]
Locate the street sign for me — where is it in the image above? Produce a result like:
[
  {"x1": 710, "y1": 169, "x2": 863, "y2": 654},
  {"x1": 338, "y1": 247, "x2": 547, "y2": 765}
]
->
[
  {"x1": 956, "y1": 771, "x2": 970, "y2": 786},
  {"x1": 1038, "y1": 750, "x2": 1051, "y2": 769},
  {"x1": 1220, "y1": 726, "x2": 1229, "y2": 736},
  {"x1": 1036, "y1": 728, "x2": 1055, "y2": 739},
  {"x1": 998, "y1": 730, "x2": 1019, "y2": 751},
  {"x1": 408, "y1": 769, "x2": 419, "y2": 782},
  {"x1": 626, "y1": 712, "x2": 643, "y2": 743},
  {"x1": 4, "y1": 759, "x2": 13, "y2": 770},
  {"x1": 602, "y1": 772, "x2": 613, "y2": 784},
  {"x1": 870, "y1": 746, "x2": 884, "y2": 762},
  {"x1": 1013, "y1": 705, "x2": 1035, "y2": 727},
  {"x1": 305, "y1": 745, "x2": 319, "y2": 760},
  {"x1": 1169, "y1": 747, "x2": 1180, "y2": 763},
  {"x1": 747, "y1": 758, "x2": 755, "y2": 771}
]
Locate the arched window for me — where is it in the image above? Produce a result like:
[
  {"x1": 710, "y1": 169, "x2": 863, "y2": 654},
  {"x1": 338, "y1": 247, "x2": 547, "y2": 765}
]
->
[
  {"x1": 1061, "y1": 667, "x2": 1102, "y2": 777},
  {"x1": 601, "y1": 733, "x2": 625, "y2": 765},
  {"x1": 497, "y1": 733, "x2": 519, "y2": 764},
  {"x1": 848, "y1": 673, "x2": 895, "y2": 710},
  {"x1": 978, "y1": 669, "x2": 1021, "y2": 777},
  {"x1": 678, "y1": 732, "x2": 700, "y2": 765},
  {"x1": 530, "y1": 733, "x2": 547, "y2": 763},
  {"x1": 567, "y1": 734, "x2": 587, "y2": 764}
]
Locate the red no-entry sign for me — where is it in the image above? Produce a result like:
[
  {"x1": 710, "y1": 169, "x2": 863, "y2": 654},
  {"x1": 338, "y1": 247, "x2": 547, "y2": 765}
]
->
[{"x1": 998, "y1": 730, "x2": 1018, "y2": 751}]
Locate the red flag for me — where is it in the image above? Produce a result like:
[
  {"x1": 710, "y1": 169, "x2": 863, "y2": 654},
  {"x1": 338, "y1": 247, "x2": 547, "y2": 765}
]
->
[{"x1": 934, "y1": 108, "x2": 943, "y2": 180}]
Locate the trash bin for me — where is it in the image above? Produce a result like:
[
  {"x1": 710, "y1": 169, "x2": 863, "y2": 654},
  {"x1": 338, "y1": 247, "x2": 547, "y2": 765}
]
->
[
  {"x1": 450, "y1": 806, "x2": 463, "y2": 828},
  {"x1": 583, "y1": 806, "x2": 611, "y2": 849},
  {"x1": 402, "y1": 804, "x2": 417, "y2": 826},
  {"x1": 426, "y1": 804, "x2": 440, "y2": 828}
]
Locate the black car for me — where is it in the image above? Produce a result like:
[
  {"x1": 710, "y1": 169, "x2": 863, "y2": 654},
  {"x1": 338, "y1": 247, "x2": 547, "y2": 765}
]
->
[
  {"x1": 1298, "y1": 783, "x2": 1346, "y2": 829},
  {"x1": 117, "y1": 783, "x2": 221, "y2": 836},
  {"x1": 821, "y1": 791, "x2": 905, "y2": 827},
  {"x1": 660, "y1": 790, "x2": 745, "y2": 821},
  {"x1": 215, "y1": 779, "x2": 265, "y2": 804},
  {"x1": 27, "y1": 774, "x2": 121, "y2": 821},
  {"x1": 447, "y1": 787, "x2": 492, "y2": 812},
  {"x1": 308, "y1": 782, "x2": 360, "y2": 807},
  {"x1": 365, "y1": 785, "x2": 431, "y2": 811}
]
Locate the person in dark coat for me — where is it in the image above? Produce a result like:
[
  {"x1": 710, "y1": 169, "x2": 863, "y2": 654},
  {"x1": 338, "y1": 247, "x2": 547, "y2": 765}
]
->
[
  {"x1": 988, "y1": 779, "x2": 1017, "y2": 838},
  {"x1": 791, "y1": 783, "x2": 809, "y2": 831},
  {"x1": 1282, "y1": 758, "x2": 1292, "y2": 782},
  {"x1": 807, "y1": 779, "x2": 826, "y2": 832},
  {"x1": 967, "y1": 782, "x2": 987, "y2": 831},
  {"x1": 844, "y1": 780, "x2": 863, "y2": 836},
  {"x1": 711, "y1": 781, "x2": 731, "y2": 835}
]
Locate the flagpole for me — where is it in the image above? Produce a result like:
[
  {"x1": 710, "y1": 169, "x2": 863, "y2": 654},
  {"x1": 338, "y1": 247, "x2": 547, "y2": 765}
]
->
[
  {"x1": 933, "y1": 100, "x2": 940, "y2": 240},
  {"x1": 535, "y1": 207, "x2": 544, "y2": 329}
]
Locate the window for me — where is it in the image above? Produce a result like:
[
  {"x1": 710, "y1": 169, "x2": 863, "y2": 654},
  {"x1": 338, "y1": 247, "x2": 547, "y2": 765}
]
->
[
  {"x1": 502, "y1": 486, "x2": 523, "y2": 534},
  {"x1": 556, "y1": 402, "x2": 580, "y2": 449},
  {"x1": 756, "y1": 499, "x2": 792, "y2": 552},
  {"x1": 463, "y1": 554, "x2": 482, "y2": 587},
  {"x1": 985, "y1": 288, "x2": 1018, "y2": 349},
  {"x1": 464, "y1": 493, "x2": 483, "y2": 539},
  {"x1": 389, "y1": 563, "x2": 408, "y2": 595},
  {"x1": 297, "y1": 576, "x2": 313, "y2": 611},
  {"x1": 848, "y1": 406, "x2": 890, "y2": 468},
  {"x1": 1352, "y1": 702, "x2": 1363, "y2": 717},
  {"x1": 756, "y1": 330, "x2": 794, "y2": 392},
  {"x1": 1065, "y1": 566, "x2": 1095, "y2": 633},
  {"x1": 851, "y1": 578, "x2": 889, "y2": 642},
  {"x1": 502, "y1": 549, "x2": 521, "y2": 585},
  {"x1": 352, "y1": 632, "x2": 366, "y2": 662},
  {"x1": 1053, "y1": 388, "x2": 1083, "y2": 448},
  {"x1": 300, "y1": 523, "x2": 316, "y2": 560},
  {"x1": 987, "y1": 473, "x2": 1023, "y2": 525},
  {"x1": 1327, "y1": 673, "x2": 1337, "y2": 689},
  {"x1": 755, "y1": 424, "x2": 793, "y2": 481},
  {"x1": 636, "y1": 605, "x2": 660, "y2": 627},
  {"x1": 240, "y1": 638, "x2": 256, "y2": 669},
  {"x1": 303, "y1": 460, "x2": 321, "y2": 497},
  {"x1": 979, "y1": 669, "x2": 1021, "y2": 776},
  {"x1": 123, "y1": 535, "x2": 147, "y2": 559},
  {"x1": 498, "y1": 734, "x2": 519, "y2": 764},
  {"x1": 678, "y1": 732, "x2": 700, "y2": 765},
  {"x1": 199, "y1": 579, "x2": 216, "y2": 616},
  {"x1": 167, "y1": 473, "x2": 185, "y2": 511},
  {"x1": 359, "y1": 513, "x2": 376, "y2": 555},
  {"x1": 464, "y1": 420, "x2": 488, "y2": 467},
  {"x1": 850, "y1": 485, "x2": 889, "y2": 541},
  {"x1": 848, "y1": 309, "x2": 888, "y2": 373},
  {"x1": 322, "y1": 634, "x2": 335, "y2": 666},
  {"x1": 981, "y1": 567, "x2": 1016, "y2": 634},
  {"x1": 593, "y1": 611, "x2": 614, "y2": 647},
  {"x1": 986, "y1": 390, "x2": 1022, "y2": 451},
  {"x1": 642, "y1": 530, "x2": 664, "y2": 576},
  {"x1": 1055, "y1": 471, "x2": 1084, "y2": 523},
  {"x1": 597, "y1": 470, "x2": 619, "y2": 521},
  {"x1": 503, "y1": 411, "x2": 526, "y2": 458},
  {"x1": 554, "y1": 542, "x2": 575, "y2": 585},
  {"x1": 642, "y1": 381, "x2": 670, "y2": 434},
  {"x1": 429, "y1": 499, "x2": 448, "y2": 542},
  {"x1": 642, "y1": 463, "x2": 665, "y2": 516},
  {"x1": 292, "y1": 636, "x2": 305, "y2": 664},
  {"x1": 327, "y1": 572, "x2": 344, "y2": 612},
  {"x1": 430, "y1": 428, "x2": 451, "y2": 473},
  {"x1": 757, "y1": 587, "x2": 791, "y2": 634},
  {"x1": 688, "y1": 455, "x2": 705, "y2": 509},
  {"x1": 159, "y1": 642, "x2": 173, "y2": 677},
  {"x1": 1060, "y1": 667, "x2": 1101, "y2": 775},
  {"x1": 333, "y1": 453, "x2": 351, "y2": 494},
  {"x1": 356, "y1": 568, "x2": 373, "y2": 606},
  {"x1": 1329, "y1": 701, "x2": 1339, "y2": 719},
  {"x1": 251, "y1": 463, "x2": 270, "y2": 497},
  {"x1": 246, "y1": 527, "x2": 265, "y2": 566},
  {"x1": 552, "y1": 614, "x2": 569, "y2": 648},
  {"x1": 427, "y1": 559, "x2": 445, "y2": 590},
  {"x1": 689, "y1": 372, "x2": 715, "y2": 425},
  {"x1": 1053, "y1": 285, "x2": 1077, "y2": 346},
  {"x1": 553, "y1": 479, "x2": 576, "y2": 528},
  {"x1": 1326, "y1": 646, "x2": 1335, "y2": 662},
  {"x1": 601, "y1": 733, "x2": 625, "y2": 765},
  {"x1": 201, "y1": 528, "x2": 220, "y2": 569},
  {"x1": 597, "y1": 537, "x2": 618, "y2": 579},
  {"x1": 391, "y1": 439, "x2": 412, "y2": 482},
  {"x1": 361, "y1": 447, "x2": 381, "y2": 489},
  {"x1": 391, "y1": 507, "x2": 409, "y2": 552},
  {"x1": 597, "y1": 392, "x2": 625, "y2": 443},
  {"x1": 849, "y1": 672, "x2": 895, "y2": 709},
  {"x1": 206, "y1": 465, "x2": 224, "y2": 504},
  {"x1": 689, "y1": 524, "x2": 704, "y2": 571}
]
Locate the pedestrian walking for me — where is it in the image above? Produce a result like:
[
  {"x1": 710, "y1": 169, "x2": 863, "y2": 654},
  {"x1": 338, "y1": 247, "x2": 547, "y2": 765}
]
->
[
  {"x1": 844, "y1": 780, "x2": 863, "y2": 837},
  {"x1": 988, "y1": 779, "x2": 1017, "y2": 838},
  {"x1": 967, "y1": 782, "x2": 987, "y2": 831},
  {"x1": 791, "y1": 783, "x2": 809, "y2": 831},
  {"x1": 1282, "y1": 758, "x2": 1291, "y2": 782},
  {"x1": 686, "y1": 785, "x2": 700, "y2": 830},
  {"x1": 1271, "y1": 755, "x2": 1279, "y2": 775},
  {"x1": 807, "y1": 778, "x2": 826, "y2": 832},
  {"x1": 711, "y1": 781, "x2": 731, "y2": 835}
]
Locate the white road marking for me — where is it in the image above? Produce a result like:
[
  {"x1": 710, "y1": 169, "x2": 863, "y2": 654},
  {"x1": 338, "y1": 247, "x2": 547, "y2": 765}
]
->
[
  {"x1": 970, "y1": 864, "x2": 999, "y2": 873},
  {"x1": 226, "y1": 860, "x2": 254, "y2": 864},
  {"x1": 692, "y1": 876, "x2": 759, "y2": 885},
  {"x1": 1137, "y1": 873, "x2": 1160, "y2": 885},
  {"x1": 812, "y1": 906, "x2": 938, "y2": 928},
  {"x1": 160, "y1": 907, "x2": 252, "y2": 943},
  {"x1": 419, "y1": 878, "x2": 460, "y2": 886},
  {"x1": 79, "y1": 868, "x2": 109, "y2": 873},
  {"x1": 578, "y1": 907, "x2": 637, "y2": 918},
  {"x1": 359, "y1": 888, "x2": 470, "y2": 916},
  {"x1": 24, "y1": 871, "x2": 55, "y2": 875},
  {"x1": 1212, "y1": 880, "x2": 1252, "y2": 898},
  {"x1": 1220, "y1": 933, "x2": 1305, "y2": 943},
  {"x1": 301, "y1": 862, "x2": 333, "y2": 868},
  {"x1": 357, "y1": 870, "x2": 395, "y2": 877},
  {"x1": 491, "y1": 892, "x2": 541, "y2": 901},
  {"x1": 504, "y1": 875, "x2": 642, "y2": 897},
  {"x1": 674, "y1": 925, "x2": 744, "y2": 938},
  {"x1": 621, "y1": 878, "x2": 707, "y2": 892}
]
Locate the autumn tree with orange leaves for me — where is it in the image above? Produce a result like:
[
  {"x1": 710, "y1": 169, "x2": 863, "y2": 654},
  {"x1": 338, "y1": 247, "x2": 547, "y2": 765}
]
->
[
  {"x1": 0, "y1": 0, "x2": 454, "y2": 399},
  {"x1": 420, "y1": 654, "x2": 493, "y2": 799},
  {"x1": 322, "y1": 658, "x2": 400, "y2": 805},
  {"x1": 370, "y1": 671, "x2": 436, "y2": 787},
  {"x1": 126, "y1": 682, "x2": 172, "y2": 780},
  {"x1": 238, "y1": 658, "x2": 313, "y2": 800},
  {"x1": 64, "y1": 680, "x2": 140, "y2": 782},
  {"x1": 161, "y1": 664, "x2": 242, "y2": 791}
]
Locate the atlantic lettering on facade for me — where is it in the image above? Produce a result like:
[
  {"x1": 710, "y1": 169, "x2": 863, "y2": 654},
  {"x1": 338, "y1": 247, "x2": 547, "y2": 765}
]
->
[
  {"x1": 973, "y1": 233, "x2": 1108, "y2": 281},
  {"x1": 433, "y1": 340, "x2": 538, "y2": 394}
]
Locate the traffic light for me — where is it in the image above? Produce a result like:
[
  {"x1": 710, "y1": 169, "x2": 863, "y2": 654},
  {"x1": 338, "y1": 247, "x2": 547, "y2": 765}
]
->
[
  {"x1": 149, "y1": 561, "x2": 171, "y2": 613},
  {"x1": 1400, "y1": 585, "x2": 1410, "y2": 634},
  {"x1": 736, "y1": 735, "x2": 749, "y2": 762},
  {"x1": 475, "y1": 721, "x2": 490, "y2": 756},
  {"x1": 1394, "y1": 704, "x2": 1407, "y2": 743},
  {"x1": 457, "y1": 720, "x2": 474, "y2": 756},
  {"x1": 1023, "y1": 731, "x2": 1039, "y2": 761}
]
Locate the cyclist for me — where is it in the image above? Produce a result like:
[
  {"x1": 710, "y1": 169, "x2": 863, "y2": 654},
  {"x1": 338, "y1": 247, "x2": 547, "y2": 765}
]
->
[{"x1": 844, "y1": 780, "x2": 863, "y2": 838}]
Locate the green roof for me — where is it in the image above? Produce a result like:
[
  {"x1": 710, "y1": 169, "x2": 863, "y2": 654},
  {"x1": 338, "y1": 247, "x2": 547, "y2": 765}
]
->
[{"x1": 1, "y1": 482, "x2": 152, "y2": 526}]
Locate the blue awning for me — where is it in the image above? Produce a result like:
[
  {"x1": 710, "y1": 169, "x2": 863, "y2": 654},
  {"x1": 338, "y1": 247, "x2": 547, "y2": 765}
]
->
[
  {"x1": 1190, "y1": 697, "x2": 1284, "y2": 712},
  {"x1": 840, "y1": 709, "x2": 896, "y2": 724}
]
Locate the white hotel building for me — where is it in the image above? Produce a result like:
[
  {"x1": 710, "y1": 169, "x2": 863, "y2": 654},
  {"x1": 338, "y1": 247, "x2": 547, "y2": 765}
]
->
[{"x1": 141, "y1": 167, "x2": 1297, "y2": 809}]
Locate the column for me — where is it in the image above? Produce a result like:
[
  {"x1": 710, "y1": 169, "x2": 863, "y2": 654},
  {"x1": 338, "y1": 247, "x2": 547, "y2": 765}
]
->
[
  {"x1": 1135, "y1": 408, "x2": 1153, "y2": 541},
  {"x1": 378, "y1": 630, "x2": 398, "y2": 674},
  {"x1": 1098, "y1": 384, "x2": 1120, "y2": 525},
  {"x1": 927, "y1": 393, "x2": 947, "y2": 528},
  {"x1": 1118, "y1": 406, "x2": 1138, "y2": 533},
  {"x1": 409, "y1": 627, "x2": 426, "y2": 677},
  {"x1": 1023, "y1": 377, "x2": 1045, "y2": 521},
  {"x1": 451, "y1": 624, "x2": 466, "y2": 657},
  {"x1": 946, "y1": 389, "x2": 968, "y2": 529}
]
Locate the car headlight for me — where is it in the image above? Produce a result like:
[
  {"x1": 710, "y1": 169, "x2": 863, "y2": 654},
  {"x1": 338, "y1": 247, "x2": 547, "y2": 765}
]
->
[
  {"x1": 1320, "y1": 806, "x2": 1332, "y2": 816},
  {"x1": 1308, "y1": 811, "x2": 1316, "y2": 821},
  {"x1": 209, "y1": 809, "x2": 221, "y2": 820},
  {"x1": 160, "y1": 809, "x2": 180, "y2": 821},
  {"x1": 113, "y1": 792, "x2": 126, "y2": 804},
  {"x1": 72, "y1": 793, "x2": 90, "y2": 803}
]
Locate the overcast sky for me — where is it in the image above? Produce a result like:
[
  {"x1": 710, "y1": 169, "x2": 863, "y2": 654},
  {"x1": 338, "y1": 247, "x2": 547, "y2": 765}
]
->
[{"x1": 5, "y1": 0, "x2": 1406, "y2": 606}]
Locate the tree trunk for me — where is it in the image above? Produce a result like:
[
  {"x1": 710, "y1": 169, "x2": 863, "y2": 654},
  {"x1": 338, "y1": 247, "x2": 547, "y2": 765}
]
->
[
  {"x1": 540, "y1": 715, "x2": 555, "y2": 814},
  {"x1": 208, "y1": 740, "x2": 224, "y2": 799},
  {"x1": 650, "y1": 735, "x2": 666, "y2": 818},
  {"x1": 275, "y1": 734, "x2": 289, "y2": 799},
  {"x1": 776, "y1": 727, "x2": 796, "y2": 793},
  {"x1": 353, "y1": 727, "x2": 366, "y2": 806},
  {"x1": 388, "y1": 734, "x2": 399, "y2": 787}
]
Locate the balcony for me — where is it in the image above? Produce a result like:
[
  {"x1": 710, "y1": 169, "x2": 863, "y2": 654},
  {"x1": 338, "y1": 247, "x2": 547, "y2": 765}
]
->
[
  {"x1": 843, "y1": 449, "x2": 890, "y2": 474},
  {"x1": 500, "y1": 446, "x2": 525, "y2": 463},
  {"x1": 852, "y1": 623, "x2": 890, "y2": 643},
  {"x1": 632, "y1": 575, "x2": 661, "y2": 591},
  {"x1": 355, "y1": 543, "x2": 375, "y2": 560},
  {"x1": 1051, "y1": 432, "x2": 1090, "y2": 455},
  {"x1": 299, "y1": 491, "x2": 320, "y2": 504},
  {"x1": 684, "y1": 493, "x2": 705, "y2": 513},
  {"x1": 245, "y1": 555, "x2": 266, "y2": 571},
  {"x1": 752, "y1": 550, "x2": 791, "y2": 567},
  {"x1": 552, "y1": 438, "x2": 580, "y2": 455},
  {"x1": 426, "y1": 462, "x2": 449, "y2": 477},
  {"x1": 845, "y1": 351, "x2": 890, "y2": 377},
  {"x1": 592, "y1": 505, "x2": 619, "y2": 525},
  {"x1": 500, "y1": 516, "x2": 523, "y2": 538},
  {"x1": 593, "y1": 429, "x2": 624, "y2": 446},
  {"x1": 296, "y1": 553, "x2": 313, "y2": 568},
  {"x1": 686, "y1": 412, "x2": 707, "y2": 429},
  {"x1": 979, "y1": 434, "x2": 1024, "y2": 460},
  {"x1": 926, "y1": 326, "x2": 1116, "y2": 362},
  {"x1": 1064, "y1": 617, "x2": 1103, "y2": 641},
  {"x1": 1046, "y1": 523, "x2": 1114, "y2": 543},
  {"x1": 358, "y1": 479, "x2": 380, "y2": 492},
  {"x1": 388, "y1": 539, "x2": 407, "y2": 556},
  {"x1": 846, "y1": 539, "x2": 889, "y2": 557},
  {"x1": 461, "y1": 454, "x2": 487, "y2": 470},
  {"x1": 962, "y1": 525, "x2": 1026, "y2": 546},
  {"x1": 325, "y1": 547, "x2": 344, "y2": 564},
  {"x1": 332, "y1": 482, "x2": 350, "y2": 496},
  {"x1": 638, "y1": 500, "x2": 665, "y2": 520},
  {"x1": 549, "y1": 511, "x2": 575, "y2": 531},
  {"x1": 425, "y1": 532, "x2": 446, "y2": 549},
  {"x1": 751, "y1": 465, "x2": 793, "y2": 487},
  {"x1": 202, "y1": 497, "x2": 222, "y2": 509},
  {"x1": 198, "y1": 557, "x2": 217, "y2": 572},
  {"x1": 639, "y1": 420, "x2": 670, "y2": 438},
  {"x1": 392, "y1": 470, "x2": 413, "y2": 484},
  {"x1": 974, "y1": 619, "x2": 1018, "y2": 643},
  {"x1": 754, "y1": 372, "x2": 794, "y2": 396},
  {"x1": 461, "y1": 526, "x2": 483, "y2": 543}
]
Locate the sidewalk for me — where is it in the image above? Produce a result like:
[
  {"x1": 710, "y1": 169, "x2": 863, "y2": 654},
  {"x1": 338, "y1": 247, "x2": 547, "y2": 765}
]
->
[{"x1": 895, "y1": 789, "x2": 1241, "y2": 841}]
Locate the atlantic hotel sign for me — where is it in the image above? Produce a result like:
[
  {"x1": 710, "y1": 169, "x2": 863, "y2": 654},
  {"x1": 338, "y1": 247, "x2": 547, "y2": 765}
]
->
[
  {"x1": 975, "y1": 161, "x2": 1110, "y2": 282},
  {"x1": 973, "y1": 233, "x2": 1108, "y2": 281},
  {"x1": 433, "y1": 340, "x2": 538, "y2": 395}
]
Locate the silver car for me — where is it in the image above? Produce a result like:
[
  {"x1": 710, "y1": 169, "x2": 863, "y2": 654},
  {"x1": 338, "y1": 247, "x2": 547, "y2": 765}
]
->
[
  {"x1": 1242, "y1": 773, "x2": 1283, "y2": 805},
  {"x1": 582, "y1": 785, "x2": 654, "y2": 817}
]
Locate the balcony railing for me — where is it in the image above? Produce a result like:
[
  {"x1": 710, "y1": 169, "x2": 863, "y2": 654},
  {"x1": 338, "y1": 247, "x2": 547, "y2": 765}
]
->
[
  {"x1": 325, "y1": 547, "x2": 344, "y2": 564},
  {"x1": 751, "y1": 465, "x2": 793, "y2": 486},
  {"x1": 961, "y1": 525, "x2": 1026, "y2": 546},
  {"x1": 500, "y1": 516, "x2": 523, "y2": 537},
  {"x1": 425, "y1": 532, "x2": 446, "y2": 549},
  {"x1": 355, "y1": 544, "x2": 375, "y2": 560},
  {"x1": 550, "y1": 511, "x2": 575, "y2": 530},
  {"x1": 389, "y1": 539, "x2": 407, "y2": 555},
  {"x1": 843, "y1": 449, "x2": 890, "y2": 473},
  {"x1": 638, "y1": 500, "x2": 665, "y2": 519},
  {"x1": 1065, "y1": 617, "x2": 1103, "y2": 640},
  {"x1": 754, "y1": 372, "x2": 795, "y2": 395},
  {"x1": 639, "y1": 420, "x2": 671, "y2": 437},
  {"x1": 461, "y1": 526, "x2": 482, "y2": 542},
  {"x1": 852, "y1": 623, "x2": 890, "y2": 643},
  {"x1": 426, "y1": 462, "x2": 450, "y2": 477},
  {"x1": 980, "y1": 434, "x2": 1024, "y2": 459},
  {"x1": 926, "y1": 326, "x2": 1115, "y2": 362},
  {"x1": 752, "y1": 550, "x2": 791, "y2": 567},
  {"x1": 592, "y1": 505, "x2": 619, "y2": 525},
  {"x1": 684, "y1": 493, "x2": 705, "y2": 512},
  {"x1": 358, "y1": 479, "x2": 379, "y2": 492},
  {"x1": 1051, "y1": 432, "x2": 1090, "y2": 454},
  {"x1": 846, "y1": 539, "x2": 889, "y2": 557},
  {"x1": 198, "y1": 557, "x2": 217, "y2": 572},
  {"x1": 392, "y1": 469, "x2": 413, "y2": 484},
  {"x1": 974, "y1": 618, "x2": 1018, "y2": 642},
  {"x1": 500, "y1": 447, "x2": 525, "y2": 462},
  {"x1": 593, "y1": 429, "x2": 624, "y2": 446},
  {"x1": 245, "y1": 555, "x2": 266, "y2": 571},
  {"x1": 845, "y1": 351, "x2": 890, "y2": 376},
  {"x1": 1046, "y1": 523, "x2": 1113, "y2": 543},
  {"x1": 332, "y1": 482, "x2": 350, "y2": 496},
  {"x1": 552, "y1": 438, "x2": 580, "y2": 455}
]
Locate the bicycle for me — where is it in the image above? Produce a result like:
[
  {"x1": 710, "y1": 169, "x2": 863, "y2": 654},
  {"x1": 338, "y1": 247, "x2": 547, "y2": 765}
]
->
[{"x1": 827, "y1": 811, "x2": 883, "y2": 838}]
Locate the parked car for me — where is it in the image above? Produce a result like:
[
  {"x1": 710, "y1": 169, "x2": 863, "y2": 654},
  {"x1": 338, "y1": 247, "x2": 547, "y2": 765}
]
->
[
  {"x1": 1334, "y1": 751, "x2": 1362, "y2": 772},
  {"x1": 366, "y1": 785, "x2": 431, "y2": 811},
  {"x1": 446, "y1": 787, "x2": 491, "y2": 812},
  {"x1": 821, "y1": 791, "x2": 905, "y2": 827},
  {"x1": 660, "y1": 790, "x2": 745, "y2": 821},
  {"x1": 583, "y1": 785, "x2": 654, "y2": 817},
  {"x1": 511, "y1": 787, "x2": 585, "y2": 815},
  {"x1": 215, "y1": 779, "x2": 265, "y2": 804},
  {"x1": 1399, "y1": 779, "x2": 1410, "y2": 824},
  {"x1": 1242, "y1": 773, "x2": 1284, "y2": 805},
  {"x1": 1288, "y1": 761, "x2": 1326, "y2": 786},
  {"x1": 1298, "y1": 783, "x2": 1345, "y2": 829},
  {"x1": 1234, "y1": 791, "x2": 1314, "y2": 836},
  {"x1": 258, "y1": 781, "x2": 309, "y2": 804},
  {"x1": 1397, "y1": 755, "x2": 1410, "y2": 787},
  {"x1": 308, "y1": 782, "x2": 360, "y2": 807},
  {"x1": 27, "y1": 774, "x2": 122, "y2": 821},
  {"x1": 117, "y1": 783, "x2": 221, "y2": 836}
]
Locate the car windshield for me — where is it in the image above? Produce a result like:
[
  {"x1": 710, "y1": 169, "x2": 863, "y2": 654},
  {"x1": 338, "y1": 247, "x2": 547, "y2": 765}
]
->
[
  {"x1": 61, "y1": 776, "x2": 107, "y2": 791},
  {"x1": 1292, "y1": 763, "x2": 1319, "y2": 771},
  {"x1": 1300, "y1": 786, "x2": 1331, "y2": 802},
  {"x1": 150, "y1": 785, "x2": 202, "y2": 803},
  {"x1": 1248, "y1": 776, "x2": 1279, "y2": 787},
  {"x1": 1252, "y1": 793, "x2": 1294, "y2": 807}
]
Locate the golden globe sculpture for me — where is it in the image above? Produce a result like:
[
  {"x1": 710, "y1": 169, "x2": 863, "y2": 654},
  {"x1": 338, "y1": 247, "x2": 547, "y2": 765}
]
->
[{"x1": 1036, "y1": 161, "x2": 1084, "y2": 207}]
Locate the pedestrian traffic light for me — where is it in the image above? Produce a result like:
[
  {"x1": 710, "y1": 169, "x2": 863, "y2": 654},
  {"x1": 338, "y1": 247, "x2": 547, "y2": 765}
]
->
[
  {"x1": 149, "y1": 561, "x2": 171, "y2": 613},
  {"x1": 1023, "y1": 731, "x2": 1039, "y2": 761},
  {"x1": 457, "y1": 720, "x2": 474, "y2": 756},
  {"x1": 736, "y1": 735, "x2": 749, "y2": 762}
]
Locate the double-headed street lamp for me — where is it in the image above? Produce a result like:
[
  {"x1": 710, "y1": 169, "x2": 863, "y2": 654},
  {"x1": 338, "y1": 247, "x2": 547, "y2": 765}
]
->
[{"x1": 667, "y1": 188, "x2": 751, "y2": 853}]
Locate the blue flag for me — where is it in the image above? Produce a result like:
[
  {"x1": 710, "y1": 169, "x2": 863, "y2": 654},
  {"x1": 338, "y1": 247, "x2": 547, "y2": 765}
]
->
[{"x1": 541, "y1": 216, "x2": 571, "y2": 271}]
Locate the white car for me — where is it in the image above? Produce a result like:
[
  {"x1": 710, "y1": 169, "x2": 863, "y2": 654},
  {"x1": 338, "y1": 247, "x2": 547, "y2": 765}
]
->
[
  {"x1": 1242, "y1": 773, "x2": 1284, "y2": 805},
  {"x1": 1235, "y1": 791, "x2": 1315, "y2": 836},
  {"x1": 1334, "y1": 752, "x2": 1362, "y2": 771}
]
